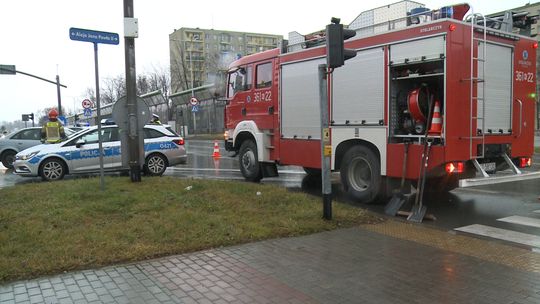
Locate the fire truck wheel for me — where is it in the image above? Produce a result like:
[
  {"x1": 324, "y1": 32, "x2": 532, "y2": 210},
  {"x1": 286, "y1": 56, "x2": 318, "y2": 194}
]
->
[
  {"x1": 239, "y1": 140, "x2": 262, "y2": 182},
  {"x1": 340, "y1": 145, "x2": 381, "y2": 204}
]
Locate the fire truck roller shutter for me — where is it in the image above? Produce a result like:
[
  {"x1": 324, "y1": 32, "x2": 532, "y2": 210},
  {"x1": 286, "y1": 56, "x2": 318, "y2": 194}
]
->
[
  {"x1": 478, "y1": 42, "x2": 513, "y2": 134},
  {"x1": 332, "y1": 47, "x2": 384, "y2": 125},
  {"x1": 281, "y1": 58, "x2": 326, "y2": 139},
  {"x1": 390, "y1": 35, "x2": 445, "y2": 65}
]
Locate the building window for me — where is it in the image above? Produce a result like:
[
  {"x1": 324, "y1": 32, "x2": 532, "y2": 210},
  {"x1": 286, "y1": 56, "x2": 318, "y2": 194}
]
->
[{"x1": 221, "y1": 33, "x2": 231, "y2": 43}]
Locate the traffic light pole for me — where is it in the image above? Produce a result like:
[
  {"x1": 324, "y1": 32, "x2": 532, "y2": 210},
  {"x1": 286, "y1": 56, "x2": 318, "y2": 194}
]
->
[
  {"x1": 319, "y1": 64, "x2": 332, "y2": 220},
  {"x1": 0, "y1": 66, "x2": 67, "y2": 115},
  {"x1": 56, "y1": 75, "x2": 63, "y2": 116},
  {"x1": 318, "y1": 17, "x2": 357, "y2": 220}
]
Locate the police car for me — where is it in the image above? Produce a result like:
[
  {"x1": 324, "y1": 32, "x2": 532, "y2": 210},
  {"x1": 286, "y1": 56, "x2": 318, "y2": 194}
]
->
[{"x1": 13, "y1": 124, "x2": 187, "y2": 181}]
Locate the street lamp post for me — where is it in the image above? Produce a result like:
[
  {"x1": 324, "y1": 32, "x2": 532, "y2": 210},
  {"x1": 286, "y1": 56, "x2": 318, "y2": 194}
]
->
[{"x1": 186, "y1": 37, "x2": 197, "y2": 134}]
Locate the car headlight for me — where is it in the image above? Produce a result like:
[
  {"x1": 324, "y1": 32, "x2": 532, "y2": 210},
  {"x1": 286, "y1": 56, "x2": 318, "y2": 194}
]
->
[{"x1": 19, "y1": 151, "x2": 39, "y2": 160}]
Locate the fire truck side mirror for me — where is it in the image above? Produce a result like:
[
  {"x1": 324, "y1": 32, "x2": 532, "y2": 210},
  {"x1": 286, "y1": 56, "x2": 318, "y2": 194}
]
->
[{"x1": 326, "y1": 18, "x2": 357, "y2": 69}]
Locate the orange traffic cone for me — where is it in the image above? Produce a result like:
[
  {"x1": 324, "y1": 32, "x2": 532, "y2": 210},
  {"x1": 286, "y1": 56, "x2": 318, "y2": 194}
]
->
[
  {"x1": 428, "y1": 100, "x2": 443, "y2": 135},
  {"x1": 212, "y1": 141, "x2": 221, "y2": 158}
]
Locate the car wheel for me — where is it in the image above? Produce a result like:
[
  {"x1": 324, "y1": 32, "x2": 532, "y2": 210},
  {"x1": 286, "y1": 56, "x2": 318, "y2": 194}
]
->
[
  {"x1": 1, "y1": 150, "x2": 16, "y2": 169},
  {"x1": 340, "y1": 145, "x2": 381, "y2": 204},
  {"x1": 40, "y1": 158, "x2": 66, "y2": 181},
  {"x1": 145, "y1": 153, "x2": 167, "y2": 176},
  {"x1": 239, "y1": 140, "x2": 262, "y2": 182}
]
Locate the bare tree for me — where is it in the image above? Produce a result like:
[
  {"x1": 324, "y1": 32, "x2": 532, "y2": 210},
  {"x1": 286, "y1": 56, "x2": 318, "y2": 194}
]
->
[
  {"x1": 83, "y1": 87, "x2": 97, "y2": 104},
  {"x1": 79, "y1": 67, "x2": 172, "y2": 117},
  {"x1": 100, "y1": 75, "x2": 126, "y2": 105},
  {"x1": 147, "y1": 64, "x2": 171, "y2": 96},
  {"x1": 170, "y1": 54, "x2": 189, "y2": 93}
]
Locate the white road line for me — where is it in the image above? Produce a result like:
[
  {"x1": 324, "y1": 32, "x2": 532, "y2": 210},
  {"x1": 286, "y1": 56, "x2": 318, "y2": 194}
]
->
[
  {"x1": 166, "y1": 167, "x2": 305, "y2": 174},
  {"x1": 455, "y1": 224, "x2": 540, "y2": 248},
  {"x1": 167, "y1": 167, "x2": 239, "y2": 173},
  {"x1": 497, "y1": 216, "x2": 540, "y2": 229},
  {"x1": 453, "y1": 188, "x2": 501, "y2": 195}
]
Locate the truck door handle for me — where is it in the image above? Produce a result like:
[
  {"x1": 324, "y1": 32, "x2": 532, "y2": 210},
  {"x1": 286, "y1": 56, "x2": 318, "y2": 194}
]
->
[
  {"x1": 241, "y1": 108, "x2": 246, "y2": 116},
  {"x1": 515, "y1": 98, "x2": 523, "y2": 137},
  {"x1": 268, "y1": 106, "x2": 274, "y2": 115}
]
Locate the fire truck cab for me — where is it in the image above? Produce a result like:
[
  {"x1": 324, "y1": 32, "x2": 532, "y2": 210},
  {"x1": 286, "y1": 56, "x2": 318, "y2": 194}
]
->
[{"x1": 224, "y1": 3, "x2": 538, "y2": 204}]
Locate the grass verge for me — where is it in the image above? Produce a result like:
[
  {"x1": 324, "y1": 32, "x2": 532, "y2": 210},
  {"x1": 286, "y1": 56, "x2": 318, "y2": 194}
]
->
[{"x1": 0, "y1": 176, "x2": 381, "y2": 283}]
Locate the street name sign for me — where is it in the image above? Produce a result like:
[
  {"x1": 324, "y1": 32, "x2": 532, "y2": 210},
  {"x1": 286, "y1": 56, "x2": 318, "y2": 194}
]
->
[{"x1": 69, "y1": 28, "x2": 119, "y2": 45}]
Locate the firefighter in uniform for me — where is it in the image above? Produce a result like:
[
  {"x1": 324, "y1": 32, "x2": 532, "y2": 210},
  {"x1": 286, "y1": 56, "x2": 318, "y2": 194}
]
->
[
  {"x1": 150, "y1": 114, "x2": 161, "y2": 125},
  {"x1": 41, "y1": 109, "x2": 66, "y2": 143}
]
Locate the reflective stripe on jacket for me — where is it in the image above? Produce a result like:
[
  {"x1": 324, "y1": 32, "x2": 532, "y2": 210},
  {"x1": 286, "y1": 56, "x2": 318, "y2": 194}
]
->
[{"x1": 42, "y1": 121, "x2": 64, "y2": 143}]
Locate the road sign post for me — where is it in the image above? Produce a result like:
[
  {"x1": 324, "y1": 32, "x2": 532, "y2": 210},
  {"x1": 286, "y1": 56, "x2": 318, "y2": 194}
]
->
[{"x1": 70, "y1": 27, "x2": 119, "y2": 190}]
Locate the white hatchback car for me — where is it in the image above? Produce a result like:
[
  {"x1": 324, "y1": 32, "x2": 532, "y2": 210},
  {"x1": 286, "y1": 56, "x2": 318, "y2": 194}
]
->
[{"x1": 13, "y1": 124, "x2": 187, "y2": 181}]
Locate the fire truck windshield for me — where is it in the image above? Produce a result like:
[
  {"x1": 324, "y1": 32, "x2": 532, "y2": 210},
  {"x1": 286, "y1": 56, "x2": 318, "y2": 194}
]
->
[{"x1": 227, "y1": 66, "x2": 252, "y2": 98}]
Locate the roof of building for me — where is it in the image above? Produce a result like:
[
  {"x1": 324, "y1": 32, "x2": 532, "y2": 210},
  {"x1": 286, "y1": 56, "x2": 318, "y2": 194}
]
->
[{"x1": 488, "y1": 2, "x2": 540, "y2": 17}]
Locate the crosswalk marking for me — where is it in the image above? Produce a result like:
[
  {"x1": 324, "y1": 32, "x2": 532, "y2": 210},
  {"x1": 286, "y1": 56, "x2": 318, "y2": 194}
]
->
[
  {"x1": 455, "y1": 224, "x2": 540, "y2": 248},
  {"x1": 497, "y1": 216, "x2": 540, "y2": 229}
]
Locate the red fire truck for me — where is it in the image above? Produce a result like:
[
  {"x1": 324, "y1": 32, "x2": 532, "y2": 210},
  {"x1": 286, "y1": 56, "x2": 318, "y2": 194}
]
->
[{"x1": 224, "y1": 4, "x2": 538, "y2": 204}]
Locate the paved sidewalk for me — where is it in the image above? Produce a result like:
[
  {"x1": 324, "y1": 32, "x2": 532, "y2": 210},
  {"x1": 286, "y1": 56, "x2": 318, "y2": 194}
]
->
[{"x1": 1, "y1": 220, "x2": 540, "y2": 304}]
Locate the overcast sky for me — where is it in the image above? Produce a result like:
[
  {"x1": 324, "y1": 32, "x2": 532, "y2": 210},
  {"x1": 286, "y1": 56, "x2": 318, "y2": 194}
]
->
[{"x1": 0, "y1": 0, "x2": 530, "y2": 123}]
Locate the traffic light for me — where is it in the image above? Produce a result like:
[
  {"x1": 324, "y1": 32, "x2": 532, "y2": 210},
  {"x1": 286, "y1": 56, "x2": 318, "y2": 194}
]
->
[
  {"x1": 326, "y1": 17, "x2": 357, "y2": 69},
  {"x1": 28, "y1": 113, "x2": 34, "y2": 121}
]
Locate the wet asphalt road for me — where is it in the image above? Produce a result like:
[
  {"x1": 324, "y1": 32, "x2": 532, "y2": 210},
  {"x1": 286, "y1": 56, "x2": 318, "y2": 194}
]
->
[{"x1": 1, "y1": 138, "x2": 540, "y2": 244}]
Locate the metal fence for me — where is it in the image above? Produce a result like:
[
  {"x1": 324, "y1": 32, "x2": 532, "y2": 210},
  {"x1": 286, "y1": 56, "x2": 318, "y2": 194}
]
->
[
  {"x1": 172, "y1": 98, "x2": 226, "y2": 136},
  {"x1": 68, "y1": 91, "x2": 226, "y2": 137}
]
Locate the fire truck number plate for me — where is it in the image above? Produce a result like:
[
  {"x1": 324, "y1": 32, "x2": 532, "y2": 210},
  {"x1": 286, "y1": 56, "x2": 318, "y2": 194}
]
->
[
  {"x1": 254, "y1": 91, "x2": 271, "y2": 102},
  {"x1": 515, "y1": 71, "x2": 534, "y2": 83}
]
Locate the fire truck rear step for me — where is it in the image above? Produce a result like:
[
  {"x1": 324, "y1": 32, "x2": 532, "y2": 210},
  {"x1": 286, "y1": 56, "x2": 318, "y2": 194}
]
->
[
  {"x1": 459, "y1": 154, "x2": 539, "y2": 188},
  {"x1": 459, "y1": 171, "x2": 540, "y2": 188}
]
